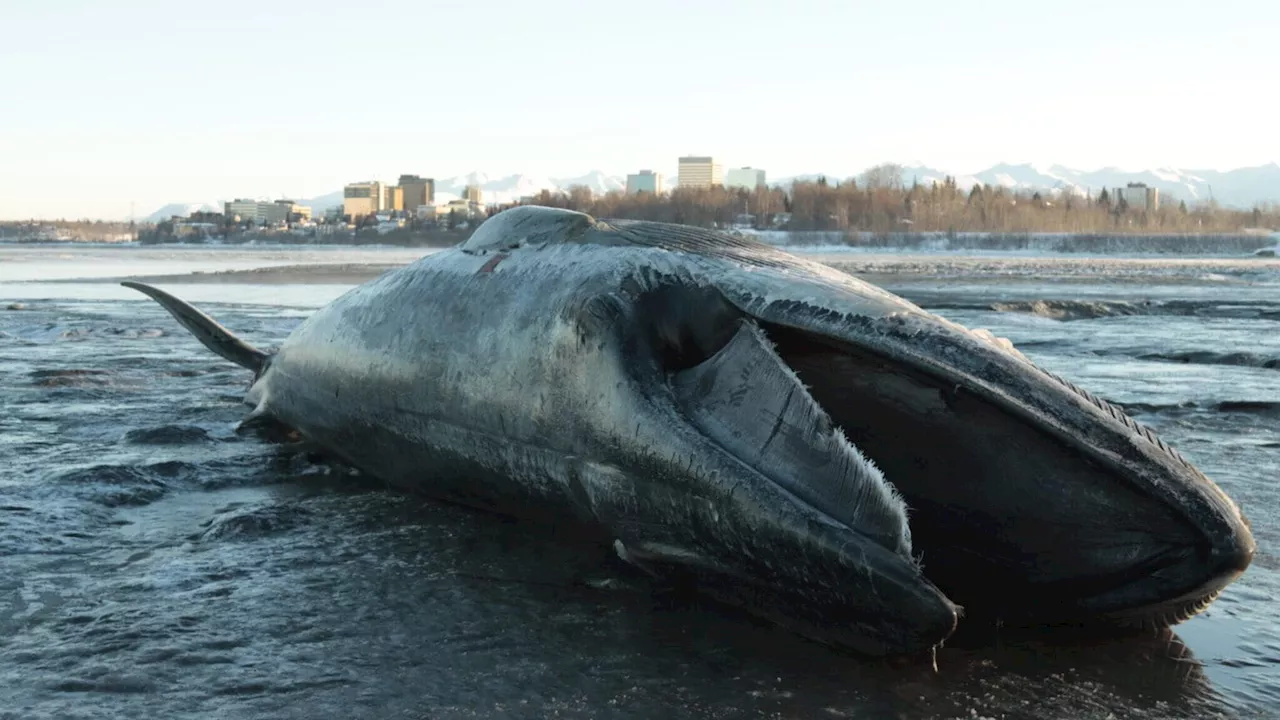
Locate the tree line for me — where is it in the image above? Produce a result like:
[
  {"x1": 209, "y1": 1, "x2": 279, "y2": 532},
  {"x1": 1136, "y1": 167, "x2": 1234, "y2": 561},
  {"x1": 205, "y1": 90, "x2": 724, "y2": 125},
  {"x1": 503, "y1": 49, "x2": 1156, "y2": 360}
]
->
[
  {"x1": 500, "y1": 164, "x2": 1279, "y2": 235},
  {"x1": 1, "y1": 219, "x2": 138, "y2": 241}
]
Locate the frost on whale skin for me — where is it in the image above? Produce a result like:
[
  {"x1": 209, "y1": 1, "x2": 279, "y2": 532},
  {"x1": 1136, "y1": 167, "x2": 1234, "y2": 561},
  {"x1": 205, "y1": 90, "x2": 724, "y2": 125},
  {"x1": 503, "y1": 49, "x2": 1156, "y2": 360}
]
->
[{"x1": 120, "y1": 205, "x2": 1256, "y2": 659}]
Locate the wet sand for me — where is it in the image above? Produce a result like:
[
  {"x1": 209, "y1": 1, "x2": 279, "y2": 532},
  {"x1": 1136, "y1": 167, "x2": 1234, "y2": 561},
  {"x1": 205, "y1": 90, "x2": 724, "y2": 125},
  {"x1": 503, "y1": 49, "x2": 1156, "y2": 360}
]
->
[
  {"x1": 59, "y1": 263, "x2": 407, "y2": 286},
  {"x1": 53, "y1": 250, "x2": 1280, "y2": 293}
]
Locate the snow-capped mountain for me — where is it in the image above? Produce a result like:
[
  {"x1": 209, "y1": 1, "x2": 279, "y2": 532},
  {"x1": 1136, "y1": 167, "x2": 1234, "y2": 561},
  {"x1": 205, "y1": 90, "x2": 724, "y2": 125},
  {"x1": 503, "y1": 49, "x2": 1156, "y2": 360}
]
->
[
  {"x1": 810, "y1": 163, "x2": 1280, "y2": 207},
  {"x1": 434, "y1": 172, "x2": 557, "y2": 204},
  {"x1": 554, "y1": 170, "x2": 626, "y2": 196},
  {"x1": 775, "y1": 162, "x2": 1280, "y2": 207},
  {"x1": 433, "y1": 170, "x2": 625, "y2": 205},
  {"x1": 978, "y1": 163, "x2": 1280, "y2": 206}
]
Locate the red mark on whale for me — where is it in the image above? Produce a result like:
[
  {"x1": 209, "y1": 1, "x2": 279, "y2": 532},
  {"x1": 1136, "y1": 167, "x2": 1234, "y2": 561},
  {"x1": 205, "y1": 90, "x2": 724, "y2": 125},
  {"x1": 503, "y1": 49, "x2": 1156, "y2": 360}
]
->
[{"x1": 478, "y1": 253, "x2": 509, "y2": 274}]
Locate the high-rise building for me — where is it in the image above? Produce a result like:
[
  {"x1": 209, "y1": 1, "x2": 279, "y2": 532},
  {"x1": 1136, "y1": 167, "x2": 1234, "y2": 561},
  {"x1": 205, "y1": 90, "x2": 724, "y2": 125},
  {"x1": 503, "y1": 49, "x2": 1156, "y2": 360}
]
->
[
  {"x1": 725, "y1": 167, "x2": 767, "y2": 190},
  {"x1": 343, "y1": 181, "x2": 384, "y2": 218},
  {"x1": 384, "y1": 186, "x2": 404, "y2": 212},
  {"x1": 625, "y1": 170, "x2": 665, "y2": 195},
  {"x1": 464, "y1": 184, "x2": 484, "y2": 204},
  {"x1": 224, "y1": 199, "x2": 293, "y2": 225},
  {"x1": 677, "y1": 156, "x2": 723, "y2": 189},
  {"x1": 398, "y1": 174, "x2": 436, "y2": 212},
  {"x1": 224, "y1": 199, "x2": 260, "y2": 223},
  {"x1": 1112, "y1": 183, "x2": 1160, "y2": 212}
]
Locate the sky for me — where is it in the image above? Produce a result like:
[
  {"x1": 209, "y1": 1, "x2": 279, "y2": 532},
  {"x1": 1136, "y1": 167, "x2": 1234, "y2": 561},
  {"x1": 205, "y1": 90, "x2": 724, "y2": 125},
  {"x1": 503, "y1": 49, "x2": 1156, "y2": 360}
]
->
[{"x1": 1, "y1": 0, "x2": 1276, "y2": 220}]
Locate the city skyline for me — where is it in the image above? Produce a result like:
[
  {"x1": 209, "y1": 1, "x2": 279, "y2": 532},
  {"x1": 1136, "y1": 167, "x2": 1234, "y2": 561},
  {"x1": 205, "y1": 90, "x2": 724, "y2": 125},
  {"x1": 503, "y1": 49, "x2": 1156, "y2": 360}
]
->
[
  {"x1": 8, "y1": 155, "x2": 1280, "y2": 223},
  {"x1": 2, "y1": 0, "x2": 1276, "y2": 219},
  {"x1": 106, "y1": 160, "x2": 1280, "y2": 223}
]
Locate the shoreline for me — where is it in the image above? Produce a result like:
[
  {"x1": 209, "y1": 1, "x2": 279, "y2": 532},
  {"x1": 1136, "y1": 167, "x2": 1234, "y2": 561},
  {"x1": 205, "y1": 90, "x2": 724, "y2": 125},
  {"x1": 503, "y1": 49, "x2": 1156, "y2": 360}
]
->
[
  {"x1": 79, "y1": 263, "x2": 407, "y2": 286},
  {"x1": 23, "y1": 251, "x2": 1279, "y2": 289}
]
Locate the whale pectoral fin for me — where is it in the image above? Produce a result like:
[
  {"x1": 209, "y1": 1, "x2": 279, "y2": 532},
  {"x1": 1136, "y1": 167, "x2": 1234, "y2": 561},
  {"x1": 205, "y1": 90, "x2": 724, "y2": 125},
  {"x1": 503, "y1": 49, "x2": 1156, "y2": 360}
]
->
[
  {"x1": 670, "y1": 320, "x2": 912, "y2": 561},
  {"x1": 121, "y1": 281, "x2": 268, "y2": 372}
]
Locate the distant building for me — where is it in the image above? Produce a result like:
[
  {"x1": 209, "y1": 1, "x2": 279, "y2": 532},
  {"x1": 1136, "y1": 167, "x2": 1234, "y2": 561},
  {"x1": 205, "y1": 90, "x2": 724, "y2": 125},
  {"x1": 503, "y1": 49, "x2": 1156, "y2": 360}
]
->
[
  {"x1": 1113, "y1": 183, "x2": 1160, "y2": 212},
  {"x1": 464, "y1": 184, "x2": 484, "y2": 204},
  {"x1": 224, "y1": 199, "x2": 260, "y2": 224},
  {"x1": 384, "y1": 186, "x2": 404, "y2": 212},
  {"x1": 625, "y1": 170, "x2": 665, "y2": 195},
  {"x1": 725, "y1": 167, "x2": 767, "y2": 190},
  {"x1": 677, "y1": 156, "x2": 723, "y2": 189},
  {"x1": 398, "y1": 174, "x2": 436, "y2": 212},
  {"x1": 452, "y1": 199, "x2": 484, "y2": 215},
  {"x1": 173, "y1": 222, "x2": 220, "y2": 240},
  {"x1": 343, "y1": 181, "x2": 385, "y2": 218},
  {"x1": 416, "y1": 199, "x2": 486, "y2": 221},
  {"x1": 187, "y1": 211, "x2": 225, "y2": 225},
  {"x1": 273, "y1": 199, "x2": 312, "y2": 222},
  {"x1": 224, "y1": 199, "x2": 291, "y2": 226}
]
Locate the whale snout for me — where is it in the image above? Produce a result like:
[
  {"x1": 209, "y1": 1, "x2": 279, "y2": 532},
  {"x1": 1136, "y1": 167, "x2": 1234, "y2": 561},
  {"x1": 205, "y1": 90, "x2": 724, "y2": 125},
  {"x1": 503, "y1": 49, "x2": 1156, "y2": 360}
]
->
[
  {"x1": 1078, "y1": 530, "x2": 1254, "y2": 628},
  {"x1": 1071, "y1": 456, "x2": 1256, "y2": 626},
  {"x1": 987, "y1": 354, "x2": 1259, "y2": 627}
]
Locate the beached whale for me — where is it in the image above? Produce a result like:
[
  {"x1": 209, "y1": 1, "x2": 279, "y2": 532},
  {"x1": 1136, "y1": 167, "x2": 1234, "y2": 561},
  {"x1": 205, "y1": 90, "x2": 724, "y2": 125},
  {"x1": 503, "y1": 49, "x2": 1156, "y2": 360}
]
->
[{"x1": 123, "y1": 206, "x2": 1255, "y2": 657}]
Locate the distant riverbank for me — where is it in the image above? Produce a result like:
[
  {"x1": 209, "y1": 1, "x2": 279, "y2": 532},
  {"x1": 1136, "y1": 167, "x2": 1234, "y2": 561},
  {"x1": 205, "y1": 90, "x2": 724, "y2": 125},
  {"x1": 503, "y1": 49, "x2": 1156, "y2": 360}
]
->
[
  {"x1": 136, "y1": 226, "x2": 472, "y2": 248},
  {"x1": 26, "y1": 250, "x2": 1276, "y2": 295},
  {"x1": 747, "y1": 230, "x2": 1280, "y2": 256},
  {"x1": 106, "y1": 228, "x2": 1280, "y2": 257}
]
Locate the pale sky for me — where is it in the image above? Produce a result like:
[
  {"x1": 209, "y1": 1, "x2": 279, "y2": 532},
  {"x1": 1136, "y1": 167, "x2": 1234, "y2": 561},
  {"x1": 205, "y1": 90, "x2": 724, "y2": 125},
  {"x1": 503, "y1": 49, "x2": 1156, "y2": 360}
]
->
[{"x1": 1, "y1": 0, "x2": 1276, "y2": 220}]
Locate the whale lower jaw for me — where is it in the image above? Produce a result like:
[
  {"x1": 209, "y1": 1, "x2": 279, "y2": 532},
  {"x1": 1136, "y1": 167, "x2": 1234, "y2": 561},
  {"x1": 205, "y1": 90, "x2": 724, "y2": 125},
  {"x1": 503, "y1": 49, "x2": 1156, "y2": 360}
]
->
[
  {"x1": 1100, "y1": 564, "x2": 1246, "y2": 631},
  {"x1": 1113, "y1": 589, "x2": 1226, "y2": 631}
]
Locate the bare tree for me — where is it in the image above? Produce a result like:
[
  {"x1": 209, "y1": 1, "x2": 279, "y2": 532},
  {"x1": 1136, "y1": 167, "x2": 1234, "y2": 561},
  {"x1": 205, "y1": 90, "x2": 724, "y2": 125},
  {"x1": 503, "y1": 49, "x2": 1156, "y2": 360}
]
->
[
  {"x1": 492, "y1": 179, "x2": 1278, "y2": 236},
  {"x1": 858, "y1": 163, "x2": 906, "y2": 191}
]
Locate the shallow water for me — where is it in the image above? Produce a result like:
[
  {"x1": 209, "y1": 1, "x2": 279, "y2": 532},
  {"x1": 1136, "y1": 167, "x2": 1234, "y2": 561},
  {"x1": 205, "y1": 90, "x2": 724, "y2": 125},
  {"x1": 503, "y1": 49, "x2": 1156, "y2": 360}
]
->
[{"x1": 2, "y1": 245, "x2": 1278, "y2": 719}]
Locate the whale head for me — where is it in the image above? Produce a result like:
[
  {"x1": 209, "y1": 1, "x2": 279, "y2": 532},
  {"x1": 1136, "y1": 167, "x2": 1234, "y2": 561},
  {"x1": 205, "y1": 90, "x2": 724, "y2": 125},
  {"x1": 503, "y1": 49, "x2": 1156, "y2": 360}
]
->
[{"x1": 550, "y1": 209, "x2": 1256, "y2": 656}]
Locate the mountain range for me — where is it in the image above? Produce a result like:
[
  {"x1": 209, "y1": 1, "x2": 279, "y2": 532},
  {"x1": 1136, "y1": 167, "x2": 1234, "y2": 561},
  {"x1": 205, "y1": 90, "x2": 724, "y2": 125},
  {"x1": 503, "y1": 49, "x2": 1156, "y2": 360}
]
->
[
  {"x1": 893, "y1": 163, "x2": 1280, "y2": 208},
  {"x1": 145, "y1": 163, "x2": 1279, "y2": 222},
  {"x1": 776, "y1": 163, "x2": 1280, "y2": 208}
]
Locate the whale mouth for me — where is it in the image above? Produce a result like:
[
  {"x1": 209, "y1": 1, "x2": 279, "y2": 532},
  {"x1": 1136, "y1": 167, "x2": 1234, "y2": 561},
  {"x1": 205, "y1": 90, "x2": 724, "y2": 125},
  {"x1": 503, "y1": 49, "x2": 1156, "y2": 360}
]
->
[
  {"x1": 642, "y1": 283, "x2": 1254, "y2": 638},
  {"x1": 745, "y1": 318, "x2": 1254, "y2": 629}
]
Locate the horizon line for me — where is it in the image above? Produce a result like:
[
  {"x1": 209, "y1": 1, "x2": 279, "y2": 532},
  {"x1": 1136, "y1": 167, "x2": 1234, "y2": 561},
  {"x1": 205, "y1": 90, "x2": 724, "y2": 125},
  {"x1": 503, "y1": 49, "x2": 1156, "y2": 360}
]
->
[{"x1": 4, "y1": 159, "x2": 1279, "y2": 223}]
